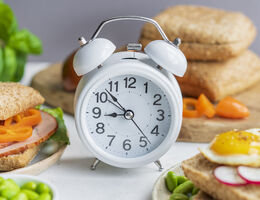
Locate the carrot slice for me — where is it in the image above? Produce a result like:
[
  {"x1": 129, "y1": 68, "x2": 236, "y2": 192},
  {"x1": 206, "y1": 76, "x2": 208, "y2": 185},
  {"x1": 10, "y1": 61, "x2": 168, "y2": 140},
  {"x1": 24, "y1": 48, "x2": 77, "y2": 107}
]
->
[
  {"x1": 216, "y1": 96, "x2": 249, "y2": 119},
  {"x1": 196, "y1": 94, "x2": 216, "y2": 118},
  {"x1": 183, "y1": 98, "x2": 202, "y2": 118}
]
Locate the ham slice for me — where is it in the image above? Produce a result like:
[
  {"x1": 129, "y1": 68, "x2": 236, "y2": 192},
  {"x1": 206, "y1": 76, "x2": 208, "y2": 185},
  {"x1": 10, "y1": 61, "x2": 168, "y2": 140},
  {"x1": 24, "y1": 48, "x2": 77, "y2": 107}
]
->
[{"x1": 0, "y1": 111, "x2": 57, "y2": 157}]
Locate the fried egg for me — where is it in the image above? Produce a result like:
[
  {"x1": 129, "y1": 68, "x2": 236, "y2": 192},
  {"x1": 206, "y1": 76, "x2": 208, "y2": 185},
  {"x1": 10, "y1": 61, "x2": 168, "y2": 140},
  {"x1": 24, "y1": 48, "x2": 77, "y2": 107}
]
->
[{"x1": 199, "y1": 129, "x2": 260, "y2": 167}]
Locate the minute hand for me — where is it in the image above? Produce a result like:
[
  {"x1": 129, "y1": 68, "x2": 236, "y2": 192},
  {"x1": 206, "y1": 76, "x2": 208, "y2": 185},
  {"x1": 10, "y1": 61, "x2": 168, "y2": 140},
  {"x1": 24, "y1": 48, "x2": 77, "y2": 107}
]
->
[{"x1": 131, "y1": 119, "x2": 151, "y2": 144}]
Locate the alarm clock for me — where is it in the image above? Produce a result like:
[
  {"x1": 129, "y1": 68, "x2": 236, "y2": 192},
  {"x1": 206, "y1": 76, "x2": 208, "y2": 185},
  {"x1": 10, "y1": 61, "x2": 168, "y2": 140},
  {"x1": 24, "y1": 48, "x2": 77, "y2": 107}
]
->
[{"x1": 73, "y1": 16, "x2": 187, "y2": 170}]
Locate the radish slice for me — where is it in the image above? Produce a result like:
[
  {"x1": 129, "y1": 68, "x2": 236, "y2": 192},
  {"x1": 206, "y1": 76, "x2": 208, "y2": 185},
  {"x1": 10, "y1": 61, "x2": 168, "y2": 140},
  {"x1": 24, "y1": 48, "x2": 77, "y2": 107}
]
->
[
  {"x1": 214, "y1": 166, "x2": 248, "y2": 186},
  {"x1": 237, "y1": 166, "x2": 260, "y2": 184}
]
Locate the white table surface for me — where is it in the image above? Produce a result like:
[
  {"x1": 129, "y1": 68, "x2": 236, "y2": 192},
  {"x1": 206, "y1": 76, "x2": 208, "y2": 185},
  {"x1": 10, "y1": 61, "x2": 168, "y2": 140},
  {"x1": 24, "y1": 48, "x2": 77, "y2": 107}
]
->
[{"x1": 21, "y1": 62, "x2": 207, "y2": 200}]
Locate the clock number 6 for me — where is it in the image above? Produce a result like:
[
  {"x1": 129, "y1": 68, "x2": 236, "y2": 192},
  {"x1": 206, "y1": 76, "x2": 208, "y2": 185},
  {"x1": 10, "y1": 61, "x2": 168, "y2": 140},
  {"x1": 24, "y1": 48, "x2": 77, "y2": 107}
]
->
[
  {"x1": 156, "y1": 110, "x2": 165, "y2": 121},
  {"x1": 96, "y1": 122, "x2": 105, "y2": 134},
  {"x1": 123, "y1": 139, "x2": 131, "y2": 151}
]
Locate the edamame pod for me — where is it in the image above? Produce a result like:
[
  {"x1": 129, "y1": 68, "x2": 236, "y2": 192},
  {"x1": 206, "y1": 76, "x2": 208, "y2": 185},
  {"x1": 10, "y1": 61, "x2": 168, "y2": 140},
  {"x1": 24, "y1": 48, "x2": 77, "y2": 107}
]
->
[
  {"x1": 166, "y1": 171, "x2": 178, "y2": 192},
  {"x1": 169, "y1": 193, "x2": 189, "y2": 200},
  {"x1": 173, "y1": 181, "x2": 194, "y2": 195},
  {"x1": 12, "y1": 52, "x2": 27, "y2": 82},
  {"x1": 21, "y1": 189, "x2": 39, "y2": 200},
  {"x1": 10, "y1": 192, "x2": 28, "y2": 200},
  {"x1": 37, "y1": 193, "x2": 51, "y2": 200},
  {"x1": 2, "y1": 46, "x2": 17, "y2": 81},
  {"x1": 177, "y1": 176, "x2": 188, "y2": 185},
  {"x1": 0, "y1": 47, "x2": 3, "y2": 79},
  {"x1": 1, "y1": 188, "x2": 19, "y2": 198},
  {"x1": 21, "y1": 182, "x2": 37, "y2": 191},
  {"x1": 36, "y1": 183, "x2": 50, "y2": 194},
  {"x1": 0, "y1": 197, "x2": 7, "y2": 200}
]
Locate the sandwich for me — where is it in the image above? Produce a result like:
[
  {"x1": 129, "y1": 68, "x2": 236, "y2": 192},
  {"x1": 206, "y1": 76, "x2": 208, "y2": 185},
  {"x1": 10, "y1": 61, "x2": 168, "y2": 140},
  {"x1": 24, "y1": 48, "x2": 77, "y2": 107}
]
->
[
  {"x1": 0, "y1": 82, "x2": 69, "y2": 171},
  {"x1": 182, "y1": 129, "x2": 260, "y2": 200}
]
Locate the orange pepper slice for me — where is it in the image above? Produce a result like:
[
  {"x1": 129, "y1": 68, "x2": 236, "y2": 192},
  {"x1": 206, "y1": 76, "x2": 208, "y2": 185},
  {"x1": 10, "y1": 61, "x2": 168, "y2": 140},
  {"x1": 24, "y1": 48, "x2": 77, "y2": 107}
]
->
[
  {"x1": 216, "y1": 96, "x2": 249, "y2": 119},
  {"x1": 196, "y1": 94, "x2": 216, "y2": 118},
  {"x1": 183, "y1": 98, "x2": 202, "y2": 118},
  {"x1": 0, "y1": 126, "x2": 33, "y2": 143},
  {"x1": 4, "y1": 109, "x2": 42, "y2": 128}
]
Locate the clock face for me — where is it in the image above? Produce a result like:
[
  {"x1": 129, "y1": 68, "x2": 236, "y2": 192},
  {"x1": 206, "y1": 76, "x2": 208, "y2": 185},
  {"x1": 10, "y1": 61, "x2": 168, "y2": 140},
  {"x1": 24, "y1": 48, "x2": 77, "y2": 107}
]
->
[{"x1": 85, "y1": 74, "x2": 172, "y2": 158}]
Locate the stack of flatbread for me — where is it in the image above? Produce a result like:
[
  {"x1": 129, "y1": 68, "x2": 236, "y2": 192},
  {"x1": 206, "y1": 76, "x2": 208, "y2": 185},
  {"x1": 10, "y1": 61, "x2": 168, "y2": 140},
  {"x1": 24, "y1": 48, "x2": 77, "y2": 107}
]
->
[{"x1": 139, "y1": 5, "x2": 260, "y2": 101}]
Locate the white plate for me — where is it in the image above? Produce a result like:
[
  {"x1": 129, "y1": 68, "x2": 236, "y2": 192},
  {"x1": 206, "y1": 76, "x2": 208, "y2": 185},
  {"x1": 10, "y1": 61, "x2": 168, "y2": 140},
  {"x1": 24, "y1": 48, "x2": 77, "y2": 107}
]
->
[
  {"x1": 1, "y1": 145, "x2": 67, "y2": 175},
  {"x1": 152, "y1": 162, "x2": 183, "y2": 200}
]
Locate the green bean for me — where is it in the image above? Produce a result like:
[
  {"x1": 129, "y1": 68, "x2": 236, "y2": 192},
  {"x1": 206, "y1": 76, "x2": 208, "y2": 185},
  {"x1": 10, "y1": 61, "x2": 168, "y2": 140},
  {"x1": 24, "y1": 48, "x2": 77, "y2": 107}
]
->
[
  {"x1": 169, "y1": 193, "x2": 189, "y2": 200},
  {"x1": 36, "y1": 183, "x2": 50, "y2": 194},
  {"x1": 21, "y1": 189, "x2": 39, "y2": 200},
  {"x1": 165, "y1": 171, "x2": 178, "y2": 192},
  {"x1": 177, "y1": 176, "x2": 188, "y2": 185},
  {"x1": 173, "y1": 181, "x2": 194, "y2": 195},
  {"x1": 37, "y1": 193, "x2": 51, "y2": 200},
  {"x1": 10, "y1": 192, "x2": 28, "y2": 200},
  {"x1": 1, "y1": 188, "x2": 19, "y2": 198},
  {"x1": 192, "y1": 187, "x2": 200, "y2": 195},
  {"x1": 21, "y1": 182, "x2": 37, "y2": 191}
]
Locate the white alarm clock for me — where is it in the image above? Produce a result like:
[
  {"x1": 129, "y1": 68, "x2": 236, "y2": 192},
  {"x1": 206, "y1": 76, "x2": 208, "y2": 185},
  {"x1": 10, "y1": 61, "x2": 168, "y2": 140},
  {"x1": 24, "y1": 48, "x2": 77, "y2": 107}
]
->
[{"x1": 73, "y1": 16, "x2": 187, "y2": 170}]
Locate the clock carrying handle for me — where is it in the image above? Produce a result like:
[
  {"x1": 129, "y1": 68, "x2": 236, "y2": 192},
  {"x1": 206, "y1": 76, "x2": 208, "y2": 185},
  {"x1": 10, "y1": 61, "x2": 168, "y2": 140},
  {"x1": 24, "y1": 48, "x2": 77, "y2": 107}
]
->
[{"x1": 90, "y1": 16, "x2": 171, "y2": 43}]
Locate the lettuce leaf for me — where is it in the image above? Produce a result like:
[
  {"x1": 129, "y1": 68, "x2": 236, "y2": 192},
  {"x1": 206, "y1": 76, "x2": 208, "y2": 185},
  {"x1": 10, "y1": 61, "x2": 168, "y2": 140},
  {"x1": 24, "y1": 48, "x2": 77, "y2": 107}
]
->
[
  {"x1": 38, "y1": 106, "x2": 70, "y2": 145},
  {"x1": 8, "y1": 29, "x2": 42, "y2": 54},
  {"x1": 0, "y1": 3, "x2": 17, "y2": 42}
]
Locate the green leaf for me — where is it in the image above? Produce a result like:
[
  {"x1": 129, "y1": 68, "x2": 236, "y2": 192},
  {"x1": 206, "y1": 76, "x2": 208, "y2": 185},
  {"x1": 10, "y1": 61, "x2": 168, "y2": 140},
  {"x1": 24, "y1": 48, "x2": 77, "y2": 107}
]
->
[
  {"x1": 41, "y1": 107, "x2": 70, "y2": 145},
  {"x1": 0, "y1": 3, "x2": 17, "y2": 42},
  {"x1": 8, "y1": 29, "x2": 42, "y2": 54},
  {"x1": 12, "y1": 51, "x2": 27, "y2": 82},
  {"x1": 1, "y1": 46, "x2": 17, "y2": 81}
]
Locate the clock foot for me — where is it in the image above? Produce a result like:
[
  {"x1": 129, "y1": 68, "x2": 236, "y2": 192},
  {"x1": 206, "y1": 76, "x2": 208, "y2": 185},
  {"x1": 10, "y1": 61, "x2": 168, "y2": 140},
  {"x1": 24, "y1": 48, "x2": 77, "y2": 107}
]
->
[
  {"x1": 154, "y1": 160, "x2": 163, "y2": 171},
  {"x1": 91, "y1": 158, "x2": 100, "y2": 170}
]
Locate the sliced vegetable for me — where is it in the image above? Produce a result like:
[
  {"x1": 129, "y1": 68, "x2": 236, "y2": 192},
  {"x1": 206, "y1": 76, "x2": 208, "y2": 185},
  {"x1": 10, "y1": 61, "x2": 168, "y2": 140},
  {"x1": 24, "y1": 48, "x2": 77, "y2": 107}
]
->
[
  {"x1": 196, "y1": 94, "x2": 216, "y2": 118},
  {"x1": 213, "y1": 166, "x2": 248, "y2": 186},
  {"x1": 4, "y1": 109, "x2": 42, "y2": 128},
  {"x1": 237, "y1": 166, "x2": 260, "y2": 184},
  {"x1": 183, "y1": 98, "x2": 201, "y2": 118},
  {"x1": 216, "y1": 96, "x2": 249, "y2": 119},
  {"x1": 0, "y1": 126, "x2": 32, "y2": 142}
]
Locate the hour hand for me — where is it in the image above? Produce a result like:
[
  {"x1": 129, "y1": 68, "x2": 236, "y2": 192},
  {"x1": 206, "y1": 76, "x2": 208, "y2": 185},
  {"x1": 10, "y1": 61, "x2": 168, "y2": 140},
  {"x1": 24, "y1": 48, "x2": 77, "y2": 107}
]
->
[{"x1": 104, "y1": 113, "x2": 124, "y2": 118}]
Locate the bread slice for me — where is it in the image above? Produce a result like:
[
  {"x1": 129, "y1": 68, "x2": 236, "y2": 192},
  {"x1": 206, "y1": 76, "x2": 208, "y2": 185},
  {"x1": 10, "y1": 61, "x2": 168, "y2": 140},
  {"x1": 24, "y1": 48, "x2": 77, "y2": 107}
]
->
[
  {"x1": 193, "y1": 191, "x2": 214, "y2": 200},
  {"x1": 0, "y1": 146, "x2": 39, "y2": 171},
  {"x1": 182, "y1": 154, "x2": 260, "y2": 200},
  {"x1": 176, "y1": 50, "x2": 260, "y2": 101},
  {"x1": 139, "y1": 5, "x2": 256, "y2": 61},
  {"x1": 0, "y1": 82, "x2": 45, "y2": 120}
]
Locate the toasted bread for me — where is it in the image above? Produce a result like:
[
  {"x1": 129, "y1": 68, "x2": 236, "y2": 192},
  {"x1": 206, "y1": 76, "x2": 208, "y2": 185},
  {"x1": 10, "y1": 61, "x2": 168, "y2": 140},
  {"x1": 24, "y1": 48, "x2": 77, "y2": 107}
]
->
[
  {"x1": 182, "y1": 154, "x2": 260, "y2": 200},
  {"x1": 176, "y1": 50, "x2": 260, "y2": 101},
  {"x1": 0, "y1": 146, "x2": 39, "y2": 171},
  {"x1": 193, "y1": 191, "x2": 214, "y2": 200},
  {"x1": 0, "y1": 82, "x2": 45, "y2": 120},
  {"x1": 139, "y1": 5, "x2": 256, "y2": 61}
]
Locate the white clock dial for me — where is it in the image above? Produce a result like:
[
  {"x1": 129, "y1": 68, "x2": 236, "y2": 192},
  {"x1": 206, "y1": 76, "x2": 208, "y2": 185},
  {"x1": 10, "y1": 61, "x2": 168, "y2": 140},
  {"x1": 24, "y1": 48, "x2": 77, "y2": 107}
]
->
[{"x1": 85, "y1": 74, "x2": 171, "y2": 158}]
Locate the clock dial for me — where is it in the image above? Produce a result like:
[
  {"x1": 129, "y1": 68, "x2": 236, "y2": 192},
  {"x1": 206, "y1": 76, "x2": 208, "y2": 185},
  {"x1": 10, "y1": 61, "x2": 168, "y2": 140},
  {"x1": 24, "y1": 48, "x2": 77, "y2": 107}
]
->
[{"x1": 85, "y1": 74, "x2": 171, "y2": 158}]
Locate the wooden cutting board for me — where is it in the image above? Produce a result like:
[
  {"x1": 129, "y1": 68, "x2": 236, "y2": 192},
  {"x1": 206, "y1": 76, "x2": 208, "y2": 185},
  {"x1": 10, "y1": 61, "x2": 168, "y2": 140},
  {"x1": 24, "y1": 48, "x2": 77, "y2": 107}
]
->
[{"x1": 31, "y1": 63, "x2": 260, "y2": 143}]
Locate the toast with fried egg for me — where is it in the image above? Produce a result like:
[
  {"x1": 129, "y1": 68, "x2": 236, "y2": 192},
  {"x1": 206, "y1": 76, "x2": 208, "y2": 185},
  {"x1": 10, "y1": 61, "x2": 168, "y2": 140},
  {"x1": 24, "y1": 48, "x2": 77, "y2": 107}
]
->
[{"x1": 182, "y1": 154, "x2": 260, "y2": 200}]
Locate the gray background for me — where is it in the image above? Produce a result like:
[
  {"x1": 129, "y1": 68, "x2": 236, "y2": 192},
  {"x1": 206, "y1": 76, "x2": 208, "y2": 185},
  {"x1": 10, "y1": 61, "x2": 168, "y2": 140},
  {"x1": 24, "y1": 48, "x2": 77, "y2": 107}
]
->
[{"x1": 5, "y1": 0, "x2": 260, "y2": 62}]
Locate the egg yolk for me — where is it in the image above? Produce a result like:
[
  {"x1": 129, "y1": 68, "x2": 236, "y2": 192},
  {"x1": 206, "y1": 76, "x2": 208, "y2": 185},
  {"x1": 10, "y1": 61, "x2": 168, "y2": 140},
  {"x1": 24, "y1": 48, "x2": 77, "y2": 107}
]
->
[{"x1": 210, "y1": 131, "x2": 260, "y2": 155}]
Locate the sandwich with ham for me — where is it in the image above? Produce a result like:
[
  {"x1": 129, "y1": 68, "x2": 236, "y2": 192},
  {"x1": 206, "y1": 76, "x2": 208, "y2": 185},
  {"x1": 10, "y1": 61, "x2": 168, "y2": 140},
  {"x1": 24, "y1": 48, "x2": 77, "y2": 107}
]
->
[{"x1": 0, "y1": 82, "x2": 69, "y2": 171}]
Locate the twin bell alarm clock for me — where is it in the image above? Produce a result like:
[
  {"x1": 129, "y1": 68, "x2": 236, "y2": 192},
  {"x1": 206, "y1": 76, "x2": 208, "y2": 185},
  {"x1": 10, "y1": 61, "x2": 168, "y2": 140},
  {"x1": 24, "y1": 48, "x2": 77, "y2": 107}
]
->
[{"x1": 73, "y1": 16, "x2": 187, "y2": 170}]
